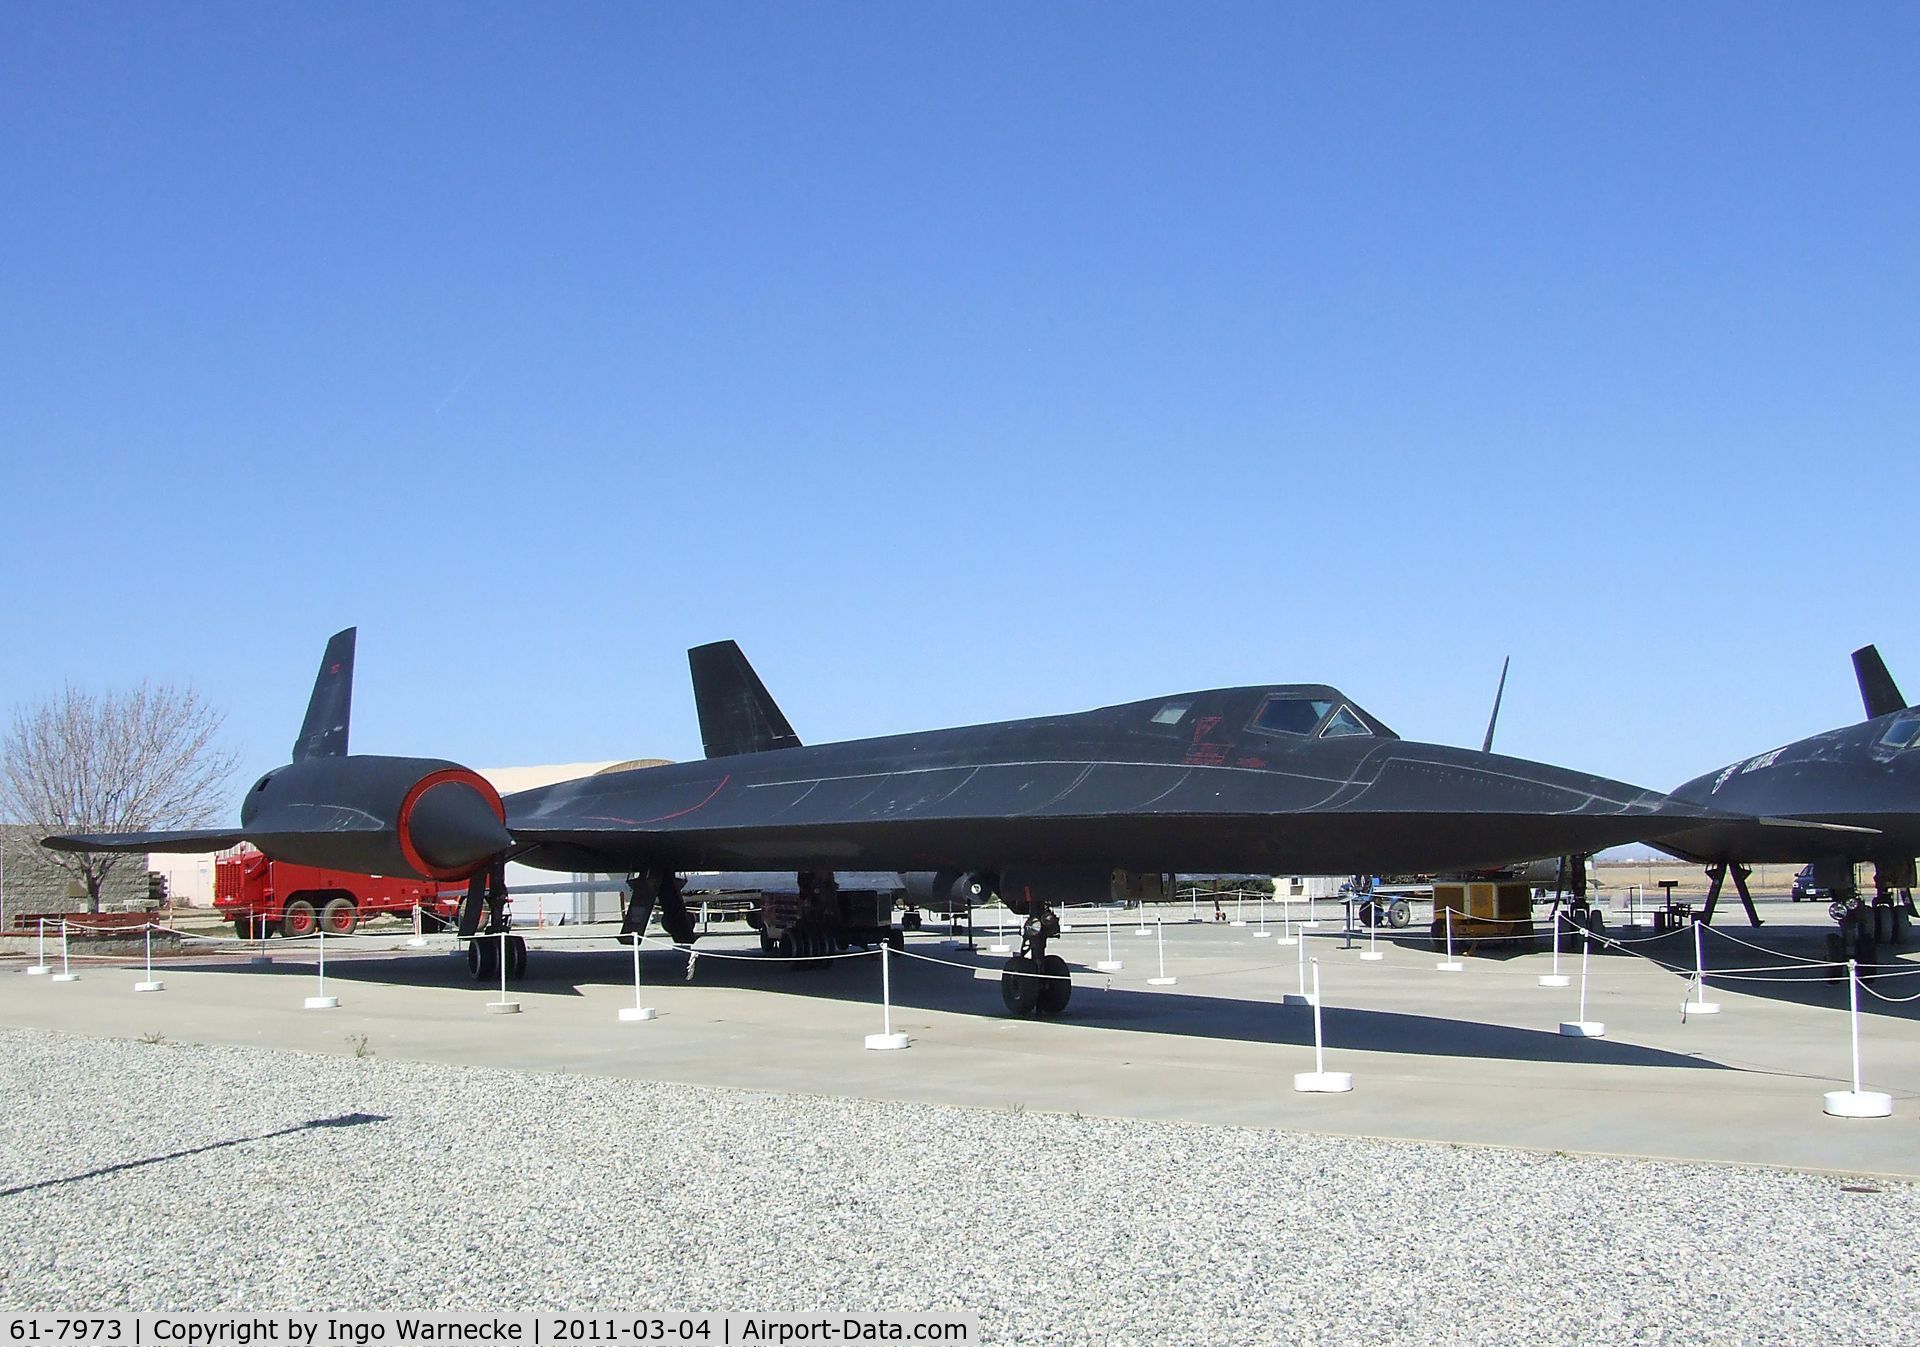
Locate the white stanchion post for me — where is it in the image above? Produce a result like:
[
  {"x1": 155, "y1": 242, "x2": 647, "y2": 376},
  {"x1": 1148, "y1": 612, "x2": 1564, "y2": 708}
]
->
[
  {"x1": 1824, "y1": 960, "x2": 1893, "y2": 1117},
  {"x1": 989, "y1": 903, "x2": 1011, "y2": 956},
  {"x1": 1255, "y1": 893, "x2": 1271, "y2": 938},
  {"x1": 1136, "y1": 899, "x2": 1150, "y2": 936},
  {"x1": 1304, "y1": 894, "x2": 1320, "y2": 929},
  {"x1": 1685, "y1": 920, "x2": 1721, "y2": 1016},
  {"x1": 304, "y1": 929, "x2": 338, "y2": 1008},
  {"x1": 1294, "y1": 959, "x2": 1353, "y2": 1092},
  {"x1": 250, "y1": 910, "x2": 272, "y2": 967},
  {"x1": 51, "y1": 920, "x2": 78, "y2": 982},
  {"x1": 620, "y1": 920, "x2": 656, "y2": 1021},
  {"x1": 487, "y1": 928, "x2": 521, "y2": 1014},
  {"x1": 1360, "y1": 905, "x2": 1383, "y2": 962},
  {"x1": 1148, "y1": 914, "x2": 1176, "y2": 985},
  {"x1": 1284, "y1": 929, "x2": 1316, "y2": 1006},
  {"x1": 1436, "y1": 906, "x2": 1463, "y2": 972},
  {"x1": 1538, "y1": 912, "x2": 1570, "y2": 987},
  {"x1": 26, "y1": 916, "x2": 51, "y2": 975},
  {"x1": 1231, "y1": 890, "x2": 1248, "y2": 927},
  {"x1": 1095, "y1": 905, "x2": 1122, "y2": 972},
  {"x1": 1559, "y1": 938, "x2": 1603, "y2": 1037},
  {"x1": 1191, "y1": 890, "x2": 1199, "y2": 923},
  {"x1": 407, "y1": 903, "x2": 427, "y2": 948},
  {"x1": 865, "y1": 944, "x2": 910, "y2": 1050},
  {"x1": 1278, "y1": 897, "x2": 1297, "y2": 947},
  {"x1": 135, "y1": 923, "x2": 164, "y2": 992}
]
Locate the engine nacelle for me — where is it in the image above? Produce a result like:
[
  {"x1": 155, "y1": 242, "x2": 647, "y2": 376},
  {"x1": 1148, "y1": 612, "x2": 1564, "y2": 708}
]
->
[
  {"x1": 239, "y1": 755, "x2": 510, "y2": 881},
  {"x1": 904, "y1": 870, "x2": 993, "y2": 913}
]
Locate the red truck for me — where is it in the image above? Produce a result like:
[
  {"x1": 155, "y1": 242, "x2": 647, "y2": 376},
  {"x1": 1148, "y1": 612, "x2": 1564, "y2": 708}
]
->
[{"x1": 213, "y1": 848, "x2": 466, "y2": 938}]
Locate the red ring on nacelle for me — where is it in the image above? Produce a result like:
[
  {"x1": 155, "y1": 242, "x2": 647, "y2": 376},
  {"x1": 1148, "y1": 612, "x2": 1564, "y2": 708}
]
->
[{"x1": 395, "y1": 766, "x2": 507, "y2": 881}]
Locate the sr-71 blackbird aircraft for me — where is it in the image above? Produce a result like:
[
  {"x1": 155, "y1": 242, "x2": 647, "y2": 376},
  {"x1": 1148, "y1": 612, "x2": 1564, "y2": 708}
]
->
[
  {"x1": 1654, "y1": 644, "x2": 1918, "y2": 968},
  {"x1": 53, "y1": 629, "x2": 1739, "y2": 1016}
]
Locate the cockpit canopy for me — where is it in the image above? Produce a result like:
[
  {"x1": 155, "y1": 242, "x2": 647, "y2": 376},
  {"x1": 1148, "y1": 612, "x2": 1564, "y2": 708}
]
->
[
  {"x1": 1876, "y1": 711, "x2": 1920, "y2": 754},
  {"x1": 1147, "y1": 686, "x2": 1396, "y2": 742},
  {"x1": 1251, "y1": 694, "x2": 1377, "y2": 739}
]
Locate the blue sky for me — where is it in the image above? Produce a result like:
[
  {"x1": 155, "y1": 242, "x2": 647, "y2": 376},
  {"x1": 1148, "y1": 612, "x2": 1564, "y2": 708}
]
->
[{"x1": 1, "y1": 3, "x2": 1914, "y2": 801}]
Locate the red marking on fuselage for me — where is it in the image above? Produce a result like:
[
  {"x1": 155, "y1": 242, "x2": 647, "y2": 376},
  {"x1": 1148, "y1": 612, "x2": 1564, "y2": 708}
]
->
[{"x1": 581, "y1": 774, "x2": 732, "y2": 827}]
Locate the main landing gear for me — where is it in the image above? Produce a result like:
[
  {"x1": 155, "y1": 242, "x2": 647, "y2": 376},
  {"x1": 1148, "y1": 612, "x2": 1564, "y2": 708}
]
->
[
  {"x1": 458, "y1": 863, "x2": 527, "y2": 982},
  {"x1": 1823, "y1": 860, "x2": 1915, "y2": 982},
  {"x1": 1000, "y1": 889, "x2": 1071, "y2": 1018}
]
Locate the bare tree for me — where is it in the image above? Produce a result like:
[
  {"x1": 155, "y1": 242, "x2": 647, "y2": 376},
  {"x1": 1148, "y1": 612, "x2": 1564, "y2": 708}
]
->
[{"x1": 1, "y1": 683, "x2": 238, "y2": 912}]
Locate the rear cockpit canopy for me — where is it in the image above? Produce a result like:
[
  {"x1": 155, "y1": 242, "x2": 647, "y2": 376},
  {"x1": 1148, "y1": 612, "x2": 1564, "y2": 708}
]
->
[
  {"x1": 1249, "y1": 690, "x2": 1393, "y2": 740},
  {"x1": 1148, "y1": 686, "x2": 1397, "y2": 742}
]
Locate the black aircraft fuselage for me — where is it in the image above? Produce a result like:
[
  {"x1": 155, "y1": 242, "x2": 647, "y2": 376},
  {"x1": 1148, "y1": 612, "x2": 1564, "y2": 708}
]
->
[
  {"x1": 1657, "y1": 709, "x2": 1920, "y2": 869},
  {"x1": 501, "y1": 682, "x2": 1702, "y2": 881}
]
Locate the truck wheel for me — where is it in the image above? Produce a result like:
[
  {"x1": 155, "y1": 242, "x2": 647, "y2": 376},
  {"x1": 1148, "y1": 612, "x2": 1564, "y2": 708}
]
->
[
  {"x1": 1387, "y1": 899, "x2": 1411, "y2": 928},
  {"x1": 508, "y1": 935, "x2": 527, "y2": 980},
  {"x1": 1872, "y1": 906, "x2": 1894, "y2": 946},
  {"x1": 231, "y1": 918, "x2": 251, "y2": 940},
  {"x1": 321, "y1": 898, "x2": 358, "y2": 936},
  {"x1": 282, "y1": 898, "x2": 318, "y2": 939}
]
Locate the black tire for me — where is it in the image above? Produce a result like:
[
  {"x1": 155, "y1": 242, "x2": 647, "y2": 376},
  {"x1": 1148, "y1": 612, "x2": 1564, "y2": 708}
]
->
[
  {"x1": 467, "y1": 938, "x2": 499, "y2": 981},
  {"x1": 419, "y1": 910, "x2": 450, "y2": 934},
  {"x1": 1386, "y1": 899, "x2": 1411, "y2": 929},
  {"x1": 903, "y1": 911, "x2": 923, "y2": 932},
  {"x1": 1001, "y1": 956, "x2": 1041, "y2": 1016},
  {"x1": 231, "y1": 918, "x2": 252, "y2": 939},
  {"x1": 887, "y1": 929, "x2": 904, "y2": 952},
  {"x1": 281, "y1": 898, "x2": 318, "y2": 939},
  {"x1": 759, "y1": 929, "x2": 775, "y2": 954},
  {"x1": 321, "y1": 897, "x2": 358, "y2": 936},
  {"x1": 1825, "y1": 931, "x2": 1846, "y2": 982},
  {"x1": 1036, "y1": 954, "x2": 1072, "y2": 1016},
  {"x1": 1872, "y1": 906, "x2": 1894, "y2": 946},
  {"x1": 1893, "y1": 907, "x2": 1912, "y2": 948},
  {"x1": 508, "y1": 935, "x2": 527, "y2": 981},
  {"x1": 1429, "y1": 920, "x2": 1447, "y2": 953}
]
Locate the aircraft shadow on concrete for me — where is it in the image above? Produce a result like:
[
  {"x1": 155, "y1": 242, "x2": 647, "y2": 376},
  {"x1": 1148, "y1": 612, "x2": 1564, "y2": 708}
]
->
[{"x1": 242, "y1": 938, "x2": 1729, "y2": 1073}]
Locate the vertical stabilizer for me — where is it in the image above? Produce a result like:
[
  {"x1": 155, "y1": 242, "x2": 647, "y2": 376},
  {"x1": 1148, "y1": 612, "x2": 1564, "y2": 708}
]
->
[
  {"x1": 293, "y1": 628, "x2": 356, "y2": 761},
  {"x1": 688, "y1": 641, "x2": 802, "y2": 758},
  {"x1": 1852, "y1": 644, "x2": 1907, "y2": 721}
]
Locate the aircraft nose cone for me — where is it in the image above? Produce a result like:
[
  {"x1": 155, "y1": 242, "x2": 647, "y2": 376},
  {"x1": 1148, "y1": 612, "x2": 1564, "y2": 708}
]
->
[{"x1": 406, "y1": 780, "x2": 513, "y2": 873}]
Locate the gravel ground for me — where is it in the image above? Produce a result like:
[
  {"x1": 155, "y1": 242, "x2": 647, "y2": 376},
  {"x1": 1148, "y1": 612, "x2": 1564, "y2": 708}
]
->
[{"x1": 0, "y1": 1027, "x2": 1914, "y2": 1345}]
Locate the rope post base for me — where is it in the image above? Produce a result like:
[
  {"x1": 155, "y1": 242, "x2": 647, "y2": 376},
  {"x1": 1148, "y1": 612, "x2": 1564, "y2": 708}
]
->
[
  {"x1": 1558, "y1": 1020, "x2": 1605, "y2": 1037},
  {"x1": 864, "y1": 1031, "x2": 910, "y2": 1050},
  {"x1": 134, "y1": 980, "x2": 165, "y2": 993},
  {"x1": 1538, "y1": 973, "x2": 1570, "y2": 988},
  {"x1": 619, "y1": 1005, "x2": 657, "y2": 1022},
  {"x1": 1823, "y1": 1089, "x2": 1893, "y2": 1119},
  {"x1": 486, "y1": 999, "x2": 522, "y2": 1014},
  {"x1": 24, "y1": 965, "x2": 51, "y2": 976},
  {"x1": 1293, "y1": 1071, "x2": 1354, "y2": 1093},
  {"x1": 304, "y1": 994, "x2": 339, "y2": 1009},
  {"x1": 50, "y1": 972, "x2": 79, "y2": 983},
  {"x1": 1147, "y1": 976, "x2": 1178, "y2": 986}
]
